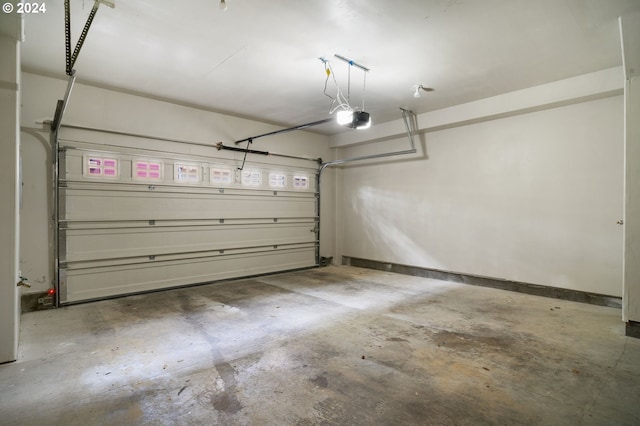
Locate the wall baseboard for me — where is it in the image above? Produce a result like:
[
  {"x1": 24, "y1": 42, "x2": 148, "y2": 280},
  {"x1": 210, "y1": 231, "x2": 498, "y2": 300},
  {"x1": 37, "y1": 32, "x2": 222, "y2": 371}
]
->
[
  {"x1": 21, "y1": 292, "x2": 55, "y2": 313},
  {"x1": 626, "y1": 321, "x2": 640, "y2": 339},
  {"x1": 342, "y1": 256, "x2": 622, "y2": 309}
]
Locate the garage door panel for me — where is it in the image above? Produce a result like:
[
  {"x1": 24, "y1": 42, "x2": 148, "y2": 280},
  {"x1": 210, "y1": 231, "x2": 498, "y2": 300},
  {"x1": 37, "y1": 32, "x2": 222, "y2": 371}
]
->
[
  {"x1": 62, "y1": 243, "x2": 316, "y2": 269},
  {"x1": 62, "y1": 217, "x2": 312, "y2": 229},
  {"x1": 60, "y1": 188, "x2": 315, "y2": 221},
  {"x1": 59, "y1": 134, "x2": 317, "y2": 174},
  {"x1": 60, "y1": 181, "x2": 316, "y2": 197},
  {"x1": 60, "y1": 146, "x2": 318, "y2": 192},
  {"x1": 61, "y1": 222, "x2": 317, "y2": 263},
  {"x1": 60, "y1": 247, "x2": 316, "y2": 304}
]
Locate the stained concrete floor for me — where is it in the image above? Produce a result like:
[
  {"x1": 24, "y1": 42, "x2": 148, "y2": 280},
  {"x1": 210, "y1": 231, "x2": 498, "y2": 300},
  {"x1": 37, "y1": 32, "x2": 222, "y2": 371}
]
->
[{"x1": 1, "y1": 266, "x2": 639, "y2": 425}]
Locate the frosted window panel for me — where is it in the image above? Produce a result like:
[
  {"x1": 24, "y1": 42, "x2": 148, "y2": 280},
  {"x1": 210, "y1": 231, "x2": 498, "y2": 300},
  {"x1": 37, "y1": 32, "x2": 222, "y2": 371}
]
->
[
  {"x1": 84, "y1": 155, "x2": 119, "y2": 179},
  {"x1": 241, "y1": 170, "x2": 262, "y2": 186},
  {"x1": 269, "y1": 172, "x2": 286, "y2": 188},
  {"x1": 133, "y1": 160, "x2": 163, "y2": 182},
  {"x1": 175, "y1": 164, "x2": 201, "y2": 183},
  {"x1": 211, "y1": 167, "x2": 233, "y2": 185},
  {"x1": 293, "y1": 175, "x2": 309, "y2": 189}
]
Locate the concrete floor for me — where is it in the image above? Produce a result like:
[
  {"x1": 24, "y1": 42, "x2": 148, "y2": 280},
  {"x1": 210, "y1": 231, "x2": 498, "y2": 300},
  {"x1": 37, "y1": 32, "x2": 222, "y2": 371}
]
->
[{"x1": 1, "y1": 266, "x2": 639, "y2": 425}]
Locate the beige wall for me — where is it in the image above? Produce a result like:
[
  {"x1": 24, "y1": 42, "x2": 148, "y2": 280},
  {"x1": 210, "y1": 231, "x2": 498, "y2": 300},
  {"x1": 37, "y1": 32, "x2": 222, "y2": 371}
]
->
[
  {"x1": 621, "y1": 12, "x2": 640, "y2": 322},
  {"x1": 19, "y1": 72, "x2": 336, "y2": 295},
  {"x1": 624, "y1": 76, "x2": 640, "y2": 320},
  {"x1": 0, "y1": 11, "x2": 21, "y2": 363},
  {"x1": 19, "y1": 131, "x2": 51, "y2": 294},
  {"x1": 335, "y1": 92, "x2": 624, "y2": 297}
]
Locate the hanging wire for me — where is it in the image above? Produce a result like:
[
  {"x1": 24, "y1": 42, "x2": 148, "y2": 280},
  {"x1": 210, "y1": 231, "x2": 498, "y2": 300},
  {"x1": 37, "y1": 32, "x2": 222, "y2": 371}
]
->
[
  {"x1": 362, "y1": 70, "x2": 367, "y2": 111},
  {"x1": 238, "y1": 138, "x2": 252, "y2": 170},
  {"x1": 320, "y1": 56, "x2": 370, "y2": 116},
  {"x1": 347, "y1": 62, "x2": 351, "y2": 104},
  {"x1": 322, "y1": 61, "x2": 333, "y2": 105},
  {"x1": 321, "y1": 59, "x2": 351, "y2": 114}
]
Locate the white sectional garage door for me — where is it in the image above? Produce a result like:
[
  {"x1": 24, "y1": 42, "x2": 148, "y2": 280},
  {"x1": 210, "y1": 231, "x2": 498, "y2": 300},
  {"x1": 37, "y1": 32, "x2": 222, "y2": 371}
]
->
[{"x1": 56, "y1": 127, "x2": 319, "y2": 304}]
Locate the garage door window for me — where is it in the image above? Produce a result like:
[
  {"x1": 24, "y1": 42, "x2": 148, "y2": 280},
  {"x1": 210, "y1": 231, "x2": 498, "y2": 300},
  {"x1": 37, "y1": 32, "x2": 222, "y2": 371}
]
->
[{"x1": 83, "y1": 155, "x2": 119, "y2": 179}]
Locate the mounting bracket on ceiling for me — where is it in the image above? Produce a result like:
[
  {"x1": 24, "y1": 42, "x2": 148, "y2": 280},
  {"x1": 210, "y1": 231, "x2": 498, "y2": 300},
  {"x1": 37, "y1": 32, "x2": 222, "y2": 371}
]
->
[
  {"x1": 64, "y1": 0, "x2": 115, "y2": 76},
  {"x1": 333, "y1": 54, "x2": 370, "y2": 72}
]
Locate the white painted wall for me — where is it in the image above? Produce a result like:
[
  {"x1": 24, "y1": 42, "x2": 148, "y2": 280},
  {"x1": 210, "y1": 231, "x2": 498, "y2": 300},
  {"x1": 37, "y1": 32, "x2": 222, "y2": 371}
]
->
[
  {"x1": 336, "y1": 94, "x2": 624, "y2": 297},
  {"x1": 19, "y1": 72, "x2": 335, "y2": 295},
  {"x1": 624, "y1": 76, "x2": 640, "y2": 320},
  {"x1": 19, "y1": 131, "x2": 51, "y2": 293},
  {"x1": 620, "y1": 12, "x2": 640, "y2": 322},
  {"x1": 0, "y1": 11, "x2": 21, "y2": 363}
]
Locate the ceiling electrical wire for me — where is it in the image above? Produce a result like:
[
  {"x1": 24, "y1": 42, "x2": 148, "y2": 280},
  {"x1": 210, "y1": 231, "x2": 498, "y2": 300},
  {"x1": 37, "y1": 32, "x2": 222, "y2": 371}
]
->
[
  {"x1": 362, "y1": 70, "x2": 367, "y2": 111},
  {"x1": 322, "y1": 60, "x2": 333, "y2": 105},
  {"x1": 320, "y1": 55, "x2": 370, "y2": 120},
  {"x1": 347, "y1": 63, "x2": 351, "y2": 104},
  {"x1": 320, "y1": 58, "x2": 353, "y2": 115}
]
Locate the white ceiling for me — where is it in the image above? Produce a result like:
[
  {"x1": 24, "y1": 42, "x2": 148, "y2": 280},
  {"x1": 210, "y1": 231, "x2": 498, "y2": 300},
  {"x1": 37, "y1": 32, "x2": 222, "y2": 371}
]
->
[{"x1": 21, "y1": 0, "x2": 640, "y2": 134}]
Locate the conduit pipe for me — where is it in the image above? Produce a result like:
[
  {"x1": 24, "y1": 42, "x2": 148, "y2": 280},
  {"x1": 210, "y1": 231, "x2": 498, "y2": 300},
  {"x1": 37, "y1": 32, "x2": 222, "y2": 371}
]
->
[{"x1": 317, "y1": 108, "x2": 417, "y2": 182}]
